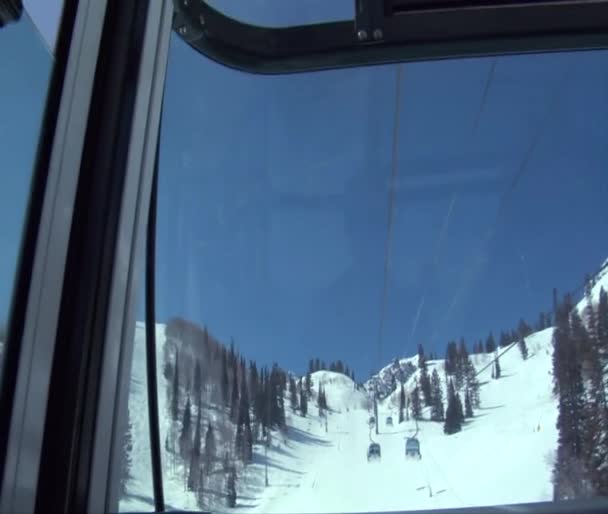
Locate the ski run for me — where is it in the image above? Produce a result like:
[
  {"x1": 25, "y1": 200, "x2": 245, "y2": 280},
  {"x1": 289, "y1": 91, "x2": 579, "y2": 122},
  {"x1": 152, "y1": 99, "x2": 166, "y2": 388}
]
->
[
  {"x1": 121, "y1": 325, "x2": 558, "y2": 512},
  {"x1": 119, "y1": 258, "x2": 608, "y2": 512}
]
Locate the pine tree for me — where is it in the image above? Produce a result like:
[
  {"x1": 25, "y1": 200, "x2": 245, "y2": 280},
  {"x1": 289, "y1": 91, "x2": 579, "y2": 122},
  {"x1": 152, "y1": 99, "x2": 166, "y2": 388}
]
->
[
  {"x1": 597, "y1": 288, "x2": 608, "y2": 375},
  {"x1": 171, "y1": 351, "x2": 180, "y2": 421},
  {"x1": 269, "y1": 365, "x2": 286, "y2": 429},
  {"x1": 519, "y1": 337, "x2": 529, "y2": 360},
  {"x1": 230, "y1": 366, "x2": 240, "y2": 422},
  {"x1": 300, "y1": 384, "x2": 308, "y2": 417},
  {"x1": 461, "y1": 355, "x2": 479, "y2": 408},
  {"x1": 455, "y1": 339, "x2": 468, "y2": 389},
  {"x1": 188, "y1": 406, "x2": 202, "y2": 491},
  {"x1": 445, "y1": 341, "x2": 458, "y2": 375},
  {"x1": 552, "y1": 296, "x2": 591, "y2": 499},
  {"x1": 418, "y1": 344, "x2": 425, "y2": 367},
  {"x1": 499, "y1": 331, "x2": 509, "y2": 348},
  {"x1": 180, "y1": 397, "x2": 193, "y2": 460},
  {"x1": 411, "y1": 385, "x2": 422, "y2": 420},
  {"x1": 317, "y1": 385, "x2": 325, "y2": 416},
  {"x1": 443, "y1": 380, "x2": 462, "y2": 435},
  {"x1": 305, "y1": 372, "x2": 312, "y2": 398},
  {"x1": 399, "y1": 383, "x2": 405, "y2": 423},
  {"x1": 485, "y1": 332, "x2": 496, "y2": 354},
  {"x1": 581, "y1": 297, "x2": 608, "y2": 494},
  {"x1": 193, "y1": 359, "x2": 202, "y2": 407},
  {"x1": 226, "y1": 466, "x2": 237, "y2": 508},
  {"x1": 518, "y1": 318, "x2": 532, "y2": 338},
  {"x1": 464, "y1": 389, "x2": 473, "y2": 418},
  {"x1": 430, "y1": 369, "x2": 444, "y2": 422},
  {"x1": 538, "y1": 312, "x2": 547, "y2": 331},
  {"x1": 235, "y1": 422, "x2": 244, "y2": 462},
  {"x1": 163, "y1": 359, "x2": 173, "y2": 381},
  {"x1": 242, "y1": 382, "x2": 253, "y2": 463},
  {"x1": 235, "y1": 374, "x2": 253, "y2": 463},
  {"x1": 203, "y1": 423, "x2": 216, "y2": 475},
  {"x1": 419, "y1": 356, "x2": 432, "y2": 407},
  {"x1": 221, "y1": 351, "x2": 230, "y2": 406},
  {"x1": 455, "y1": 391, "x2": 464, "y2": 425},
  {"x1": 288, "y1": 376, "x2": 298, "y2": 411}
]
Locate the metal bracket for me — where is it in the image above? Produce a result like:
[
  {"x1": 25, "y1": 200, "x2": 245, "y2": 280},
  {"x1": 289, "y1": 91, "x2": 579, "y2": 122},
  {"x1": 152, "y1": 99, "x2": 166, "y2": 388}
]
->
[
  {"x1": 355, "y1": 0, "x2": 387, "y2": 43},
  {"x1": 172, "y1": 0, "x2": 205, "y2": 43}
]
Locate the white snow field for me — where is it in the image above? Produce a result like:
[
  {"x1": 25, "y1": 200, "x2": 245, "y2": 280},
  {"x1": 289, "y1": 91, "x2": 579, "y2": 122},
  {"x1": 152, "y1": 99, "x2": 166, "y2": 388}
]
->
[{"x1": 121, "y1": 324, "x2": 558, "y2": 513}]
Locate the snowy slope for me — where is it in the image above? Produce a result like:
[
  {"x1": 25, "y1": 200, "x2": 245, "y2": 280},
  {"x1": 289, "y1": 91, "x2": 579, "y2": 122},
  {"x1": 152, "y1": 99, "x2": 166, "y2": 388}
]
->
[
  {"x1": 120, "y1": 326, "x2": 368, "y2": 513},
  {"x1": 248, "y1": 328, "x2": 557, "y2": 512},
  {"x1": 577, "y1": 258, "x2": 608, "y2": 312},
  {"x1": 309, "y1": 370, "x2": 369, "y2": 411},
  {"x1": 122, "y1": 323, "x2": 558, "y2": 513},
  {"x1": 364, "y1": 356, "x2": 417, "y2": 399}
]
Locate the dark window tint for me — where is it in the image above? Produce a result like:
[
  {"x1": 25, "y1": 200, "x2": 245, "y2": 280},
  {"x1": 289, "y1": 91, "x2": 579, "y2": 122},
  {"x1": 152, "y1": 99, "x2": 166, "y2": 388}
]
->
[{"x1": 0, "y1": 10, "x2": 54, "y2": 394}]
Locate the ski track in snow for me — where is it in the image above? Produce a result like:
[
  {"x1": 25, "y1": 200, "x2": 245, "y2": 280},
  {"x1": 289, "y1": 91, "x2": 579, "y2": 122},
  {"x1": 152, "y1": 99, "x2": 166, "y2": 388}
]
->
[{"x1": 121, "y1": 324, "x2": 559, "y2": 513}]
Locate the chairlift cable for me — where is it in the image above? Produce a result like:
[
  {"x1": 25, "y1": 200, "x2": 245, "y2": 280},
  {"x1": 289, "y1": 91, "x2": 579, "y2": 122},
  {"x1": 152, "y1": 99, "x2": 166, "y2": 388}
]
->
[
  {"x1": 429, "y1": 63, "x2": 573, "y2": 348},
  {"x1": 377, "y1": 64, "x2": 403, "y2": 373},
  {"x1": 472, "y1": 58, "x2": 497, "y2": 135}
]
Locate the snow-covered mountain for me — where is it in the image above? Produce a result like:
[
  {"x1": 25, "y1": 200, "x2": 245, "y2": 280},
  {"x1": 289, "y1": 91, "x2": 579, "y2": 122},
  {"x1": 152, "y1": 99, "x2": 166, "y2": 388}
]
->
[
  {"x1": 577, "y1": 257, "x2": 608, "y2": 312},
  {"x1": 120, "y1": 258, "x2": 608, "y2": 513},
  {"x1": 363, "y1": 356, "x2": 417, "y2": 399},
  {"x1": 121, "y1": 324, "x2": 558, "y2": 513}
]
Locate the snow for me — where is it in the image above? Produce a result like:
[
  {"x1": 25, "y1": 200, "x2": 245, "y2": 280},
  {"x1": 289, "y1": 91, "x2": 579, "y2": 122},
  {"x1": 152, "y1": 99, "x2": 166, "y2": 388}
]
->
[
  {"x1": 309, "y1": 370, "x2": 369, "y2": 411},
  {"x1": 121, "y1": 323, "x2": 559, "y2": 513},
  {"x1": 577, "y1": 258, "x2": 608, "y2": 313}
]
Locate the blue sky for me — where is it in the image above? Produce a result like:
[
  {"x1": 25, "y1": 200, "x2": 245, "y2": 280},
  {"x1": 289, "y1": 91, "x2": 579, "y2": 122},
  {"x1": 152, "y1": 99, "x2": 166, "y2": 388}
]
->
[
  {"x1": 157, "y1": 28, "x2": 608, "y2": 378},
  {"x1": 2, "y1": 4, "x2": 608, "y2": 380},
  {"x1": 0, "y1": 16, "x2": 52, "y2": 328}
]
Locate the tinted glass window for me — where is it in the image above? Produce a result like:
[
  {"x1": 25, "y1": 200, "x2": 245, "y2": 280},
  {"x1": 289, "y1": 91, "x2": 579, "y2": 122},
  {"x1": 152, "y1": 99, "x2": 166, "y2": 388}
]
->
[
  {"x1": 0, "y1": 9, "x2": 55, "y2": 394},
  {"x1": 119, "y1": 29, "x2": 608, "y2": 514}
]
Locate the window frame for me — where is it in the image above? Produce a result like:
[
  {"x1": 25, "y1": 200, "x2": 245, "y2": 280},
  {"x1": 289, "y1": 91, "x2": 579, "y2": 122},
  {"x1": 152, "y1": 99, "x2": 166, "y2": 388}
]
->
[
  {"x1": 1, "y1": 0, "x2": 608, "y2": 513},
  {"x1": 0, "y1": 0, "x2": 108, "y2": 511},
  {"x1": 173, "y1": 0, "x2": 608, "y2": 74},
  {"x1": 0, "y1": 1, "x2": 172, "y2": 513}
]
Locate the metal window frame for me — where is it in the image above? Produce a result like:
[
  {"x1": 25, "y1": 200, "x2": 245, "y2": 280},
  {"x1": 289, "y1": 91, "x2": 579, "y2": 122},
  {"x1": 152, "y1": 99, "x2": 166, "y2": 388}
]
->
[
  {"x1": 173, "y1": 0, "x2": 608, "y2": 74},
  {"x1": 0, "y1": 0, "x2": 109, "y2": 512},
  {"x1": 31, "y1": 0, "x2": 173, "y2": 512},
  {"x1": 91, "y1": 1, "x2": 172, "y2": 512},
  {"x1": 0, "y1": 1, "x2": 172, "y2": 514}
]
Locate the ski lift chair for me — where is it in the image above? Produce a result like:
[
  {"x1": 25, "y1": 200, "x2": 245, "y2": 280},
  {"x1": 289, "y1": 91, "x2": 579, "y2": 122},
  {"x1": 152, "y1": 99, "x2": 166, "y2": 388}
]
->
[
  {"x1": 405, "y1": 437, "x2": 422, "y2": 459},
  {"x1": 367, "y1": 442, "x2": 381, "y2": 461}
]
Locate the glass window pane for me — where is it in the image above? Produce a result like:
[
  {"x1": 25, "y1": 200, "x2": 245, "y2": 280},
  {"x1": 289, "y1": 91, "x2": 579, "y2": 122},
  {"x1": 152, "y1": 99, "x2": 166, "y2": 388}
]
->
[
  {"x1": 116, "y1": 319, "x2": 155, "y2": 512},
  {"x1": 206, "y1": 0, "x2": 352, "y2": 27},
  {"x1": 0, "y1": 9, "x2": 57, "y2": 396},
  {"x1": 122, "y1": 28, "x2": 608, "y2": 514},
  {"x1": 23, "y1": 0, "x2": 64, "y2": 53}
]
